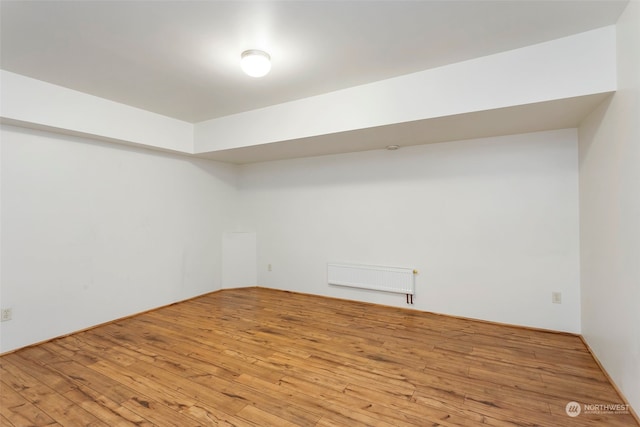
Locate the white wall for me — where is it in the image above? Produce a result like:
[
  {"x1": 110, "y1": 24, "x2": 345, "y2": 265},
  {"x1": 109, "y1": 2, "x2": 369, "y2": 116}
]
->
[
  {"x1": 578, "y1": 0, "x2": 640, "y2": 414},
  {"x1": 0, "y1": 125, "x2": 582, "y2": 354},
  {"x1": 0, "y1": 70, "x2": 194, "y2": 154},
  {"x1": 239, "y1": 129, "x2": 581, "y2": 333},
  {"x1": 0, "y1": 125, "x2": 238, "y2": 353}
]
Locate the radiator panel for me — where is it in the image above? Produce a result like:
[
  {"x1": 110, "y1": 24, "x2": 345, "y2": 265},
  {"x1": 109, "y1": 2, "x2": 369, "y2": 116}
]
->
[{"x1": 328, "y1": 263, "x2": 415, "y2": 295}]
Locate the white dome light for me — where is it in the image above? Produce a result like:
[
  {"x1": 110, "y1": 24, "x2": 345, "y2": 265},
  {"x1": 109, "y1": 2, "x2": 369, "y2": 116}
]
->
[{"x1": 241, "y1": 49, "x2": 271, "y2": 78}]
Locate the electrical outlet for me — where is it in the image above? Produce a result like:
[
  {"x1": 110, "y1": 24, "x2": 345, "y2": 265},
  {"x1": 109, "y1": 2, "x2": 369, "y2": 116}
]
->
[
  {"x1": 1, "y1": 308, "x2": 12, "y2": 321},
  {"x1": 552, "y1": 292, "x2": 562, "y2": 304}
]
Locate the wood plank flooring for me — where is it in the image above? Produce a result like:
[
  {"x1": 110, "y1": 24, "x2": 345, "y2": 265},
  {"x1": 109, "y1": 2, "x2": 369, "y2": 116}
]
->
[{"x1": 1, "y1": 287, "x2": 637, "y2": 426}]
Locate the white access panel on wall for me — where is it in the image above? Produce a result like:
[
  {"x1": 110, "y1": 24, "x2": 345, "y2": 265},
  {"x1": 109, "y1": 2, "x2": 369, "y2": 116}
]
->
[{"x1": 222, "y1": 232, "x2": 257, "y2": 288}]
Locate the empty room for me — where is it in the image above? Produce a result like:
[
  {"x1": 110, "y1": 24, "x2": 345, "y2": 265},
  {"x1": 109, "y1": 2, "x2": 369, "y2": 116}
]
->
[{"x1": 1, "y1": 0, "x2": 638, "y2": 425}]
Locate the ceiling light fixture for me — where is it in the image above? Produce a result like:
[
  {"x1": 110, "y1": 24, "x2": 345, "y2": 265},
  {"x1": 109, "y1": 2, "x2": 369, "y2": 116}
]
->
[
  {"x1": 386, "y1": 145, "x2": 400, "y2": 150},
  {"x1": 241, "y1": 49, "x2": 271, "y2": 78}
]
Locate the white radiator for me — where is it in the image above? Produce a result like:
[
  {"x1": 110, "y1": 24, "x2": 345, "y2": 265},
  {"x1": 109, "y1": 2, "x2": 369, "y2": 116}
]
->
[{"x1": 327, "y1": 263, "x2": 415, "y2": 295}]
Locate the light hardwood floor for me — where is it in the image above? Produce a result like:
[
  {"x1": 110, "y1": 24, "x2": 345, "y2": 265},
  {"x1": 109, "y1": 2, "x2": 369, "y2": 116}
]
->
[{"x1": 1, "y1": 287, "x2": 637, "y2": 426}]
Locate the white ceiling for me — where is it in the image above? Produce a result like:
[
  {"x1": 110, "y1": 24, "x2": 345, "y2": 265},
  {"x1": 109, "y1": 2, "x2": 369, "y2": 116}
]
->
[{"x1": 0, "y1": 0, "x2": 628, "y2": 124}]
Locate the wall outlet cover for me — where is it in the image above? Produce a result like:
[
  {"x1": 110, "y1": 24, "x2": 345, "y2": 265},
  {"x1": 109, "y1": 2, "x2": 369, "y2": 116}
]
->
[{"x1": 1, "y1": 308, "x2": 12, "y2": 321}]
